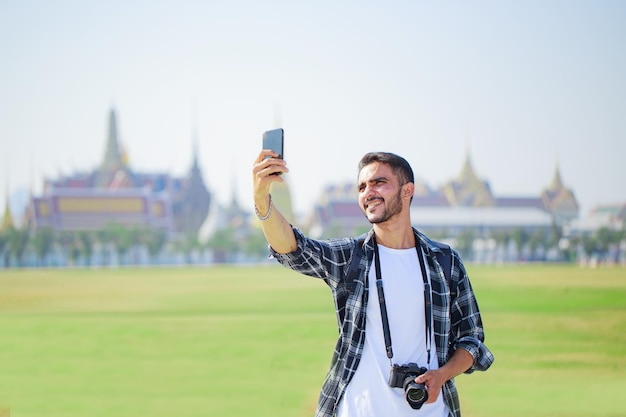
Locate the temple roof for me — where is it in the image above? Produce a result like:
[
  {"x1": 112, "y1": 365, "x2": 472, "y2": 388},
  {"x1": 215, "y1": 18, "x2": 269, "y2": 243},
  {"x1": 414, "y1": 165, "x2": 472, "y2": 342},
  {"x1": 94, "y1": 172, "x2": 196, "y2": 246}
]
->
[
  {"x1": 541, "y1": 162, "x2": 579, "y2": 217},
  {"x1": 457, "y1": 151, "x2": 482, "y2": 186},
  {"x1": 443, "y1": 151, "x2": 494, "y2": 207},
  {"x1": 25, "y1": 108, "x2": 212, "y2": 235}
]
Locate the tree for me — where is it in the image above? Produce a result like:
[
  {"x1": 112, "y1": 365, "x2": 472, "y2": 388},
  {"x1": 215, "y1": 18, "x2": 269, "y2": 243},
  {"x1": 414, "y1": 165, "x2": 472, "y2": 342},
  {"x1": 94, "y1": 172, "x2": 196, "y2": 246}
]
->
[
  {"x1": 510, "y1": 228, "x2": 529, "y2": 261},
  {"x1": 548, "y1": 220, "x2": 563, "y2": 249},
  {"x1": 0, "y1": 229, "x2": 8, "y2": 267},
  {"x1": 595, "y1": 227, "x2": 626, "y2": 263},
  {"x1": 100, "y1": 223, "x2": 136, "y2": 265},
  {"x1": 58, "y1": 231, "x2": 81, "y2": 265},
  {"x1": 528, "y1": 229, "x2": 546, "y2": 261},
  {"x1": 76, "y1": 231, "x2": 94, "y2": 265},
  {"x1": 243, "y1": 228, "x2": 270, "y2": 260},
  {"x1": 32, "y1": 226, "x2": 55, "y2": 266},
  {"x1": 455, "y1": 229, "x2": 476, "y2": 260},
  {"x1": 206, "y1": 226, "x2": 239, "y2": 263},
  {"x1": 488, "y1": 230, "x2": 510, "y2": 262},
  {"x1": 143, "y1": 227, "x2": 168, "y2": 262},
  {"x1": 581, "y1": 233, "x2": 598, "y2": 260},
  {"x1": 7, "y1": 226, "x2": 29, "y2": 267}
]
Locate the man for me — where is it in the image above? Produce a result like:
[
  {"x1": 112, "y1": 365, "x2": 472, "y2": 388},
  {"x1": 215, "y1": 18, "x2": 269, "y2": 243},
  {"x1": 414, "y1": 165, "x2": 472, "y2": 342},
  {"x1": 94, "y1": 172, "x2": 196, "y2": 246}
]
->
[{"x1": 252, "y1": 150, "x2": 494, "y2": 417}]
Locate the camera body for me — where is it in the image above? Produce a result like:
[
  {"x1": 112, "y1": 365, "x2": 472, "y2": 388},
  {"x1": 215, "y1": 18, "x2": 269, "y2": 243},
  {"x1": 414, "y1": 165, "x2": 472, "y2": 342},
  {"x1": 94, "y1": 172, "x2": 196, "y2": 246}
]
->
[{"x1": 388, "y1": 363, "x2": 429, "y2": 410}]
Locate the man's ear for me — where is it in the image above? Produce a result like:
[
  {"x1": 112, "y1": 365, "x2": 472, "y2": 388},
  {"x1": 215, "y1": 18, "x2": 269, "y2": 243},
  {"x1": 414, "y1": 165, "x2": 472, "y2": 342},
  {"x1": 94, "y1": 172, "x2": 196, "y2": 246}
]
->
[{"x1": 403, "y1": 182, "x2": 415, "y2": 200}]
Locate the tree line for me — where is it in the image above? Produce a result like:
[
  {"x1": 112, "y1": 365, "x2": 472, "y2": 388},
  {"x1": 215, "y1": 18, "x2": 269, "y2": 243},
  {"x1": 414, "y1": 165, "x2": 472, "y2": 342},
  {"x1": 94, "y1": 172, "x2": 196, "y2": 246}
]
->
[
  {"x1": 0, "y1": 221, "x2": 624, "y2": 268},
  {"x1": 0, "y1": 223, "x2": 270, "y2": 268},
  {"x1": 439, "y1": 223, "x2": 625, "y2": 264}
]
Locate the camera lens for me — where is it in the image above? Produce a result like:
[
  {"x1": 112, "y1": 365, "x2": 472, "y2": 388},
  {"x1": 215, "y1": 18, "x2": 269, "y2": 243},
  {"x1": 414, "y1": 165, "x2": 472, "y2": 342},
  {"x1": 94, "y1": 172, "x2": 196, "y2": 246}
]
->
[
  {"x1": 406, "y1": 383, "x2": 427, "y2": 402},
  {"x1": 404, "y1": 380, "x2": 428, "y2": 409}
]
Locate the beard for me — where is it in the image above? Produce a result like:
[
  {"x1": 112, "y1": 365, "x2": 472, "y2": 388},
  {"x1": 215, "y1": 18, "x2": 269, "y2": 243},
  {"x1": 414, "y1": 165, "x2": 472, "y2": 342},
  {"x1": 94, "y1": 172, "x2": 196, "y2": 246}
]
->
[{"x1": 362, "y1": 188, "x2": 403, "y2": 224}]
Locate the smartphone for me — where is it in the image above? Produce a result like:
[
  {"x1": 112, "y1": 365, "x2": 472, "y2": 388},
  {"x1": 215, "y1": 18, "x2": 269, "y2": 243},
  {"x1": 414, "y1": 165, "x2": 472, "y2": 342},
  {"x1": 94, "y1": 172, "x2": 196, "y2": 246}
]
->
[{"x1": 263, "y1": 128, "x2": 284, "y2": 160}]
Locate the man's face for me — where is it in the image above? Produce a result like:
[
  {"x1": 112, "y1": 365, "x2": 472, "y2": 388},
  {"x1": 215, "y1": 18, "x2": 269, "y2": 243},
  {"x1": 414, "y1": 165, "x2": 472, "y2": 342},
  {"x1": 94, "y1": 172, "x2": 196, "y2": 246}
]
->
[{"x1": 357, "y1": 162, "x2": 404, "y2": 224}]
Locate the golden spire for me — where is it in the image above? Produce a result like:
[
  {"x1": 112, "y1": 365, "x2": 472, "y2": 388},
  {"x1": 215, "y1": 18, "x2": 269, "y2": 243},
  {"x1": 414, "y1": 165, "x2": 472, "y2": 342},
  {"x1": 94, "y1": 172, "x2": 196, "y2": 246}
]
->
[
  {"x1": 457, "y1": 147, "x2": 481, "y2": 188},
  {"x1": 101, "y1": 107, "x2": 124, "y2": 172},
  {"x1": 548, "y1": 161, "x2": 564, "y2": 191},
  {"x1": 1, "y1": 189, "x2": 14, "y2": 231}
]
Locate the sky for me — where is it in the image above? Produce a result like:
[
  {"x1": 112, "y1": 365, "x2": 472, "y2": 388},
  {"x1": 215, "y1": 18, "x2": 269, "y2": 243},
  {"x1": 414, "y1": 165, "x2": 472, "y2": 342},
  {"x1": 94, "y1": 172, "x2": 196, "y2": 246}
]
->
[{"x1": 1, "y1": 0, "x2": 625, "y2": 220}]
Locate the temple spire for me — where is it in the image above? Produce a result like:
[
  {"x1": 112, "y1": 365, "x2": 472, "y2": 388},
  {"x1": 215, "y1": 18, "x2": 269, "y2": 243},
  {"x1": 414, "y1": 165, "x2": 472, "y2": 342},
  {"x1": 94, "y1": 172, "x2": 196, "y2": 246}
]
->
[
  {"x1": 101, "y1": 108, "x2": 124, "y2": 172},
  {"x1": 548, "y1": 161, "x2": 564, "y2": 191},
  {"x1": 95, "y1": 108, "x2": 132, "y2": 188},
  {"x1": 191, "y1": 103, "x2": 200, "y2": 171},
  {"x1": 457, "y1": 148, "x2": 481, "y2": 186},
  {"x1": 1, "y1": 184, "x2": 14, "y2": 231}
]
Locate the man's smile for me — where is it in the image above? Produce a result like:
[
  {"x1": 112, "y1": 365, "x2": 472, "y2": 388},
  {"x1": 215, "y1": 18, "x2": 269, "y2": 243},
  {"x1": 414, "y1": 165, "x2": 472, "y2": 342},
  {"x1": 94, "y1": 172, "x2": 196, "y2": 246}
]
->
[{"x1": 365, "y1": 198, "x2": 383, "y2": 210}]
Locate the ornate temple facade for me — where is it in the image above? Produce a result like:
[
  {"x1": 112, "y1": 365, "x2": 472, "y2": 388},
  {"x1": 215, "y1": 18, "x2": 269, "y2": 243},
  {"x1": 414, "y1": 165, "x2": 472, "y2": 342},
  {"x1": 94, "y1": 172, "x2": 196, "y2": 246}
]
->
[
  {"x1": 307, "y1": 151, "x2": 580, "y2": 238},
  {"x1": 24, "y1": 109, "x2": 211, "y2": 237}
]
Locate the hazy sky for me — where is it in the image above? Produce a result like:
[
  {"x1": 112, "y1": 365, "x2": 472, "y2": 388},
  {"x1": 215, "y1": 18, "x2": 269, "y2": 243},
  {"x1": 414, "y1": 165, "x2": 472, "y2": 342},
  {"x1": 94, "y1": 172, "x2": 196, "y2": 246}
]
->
[{"x1": 1, "y1": 0, "x2": 625, "y2": 219}]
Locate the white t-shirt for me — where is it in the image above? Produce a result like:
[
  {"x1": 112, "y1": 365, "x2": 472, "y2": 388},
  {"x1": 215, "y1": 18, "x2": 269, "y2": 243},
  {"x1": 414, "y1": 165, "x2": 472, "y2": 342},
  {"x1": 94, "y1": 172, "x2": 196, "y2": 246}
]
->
[{"x1": 337, "y1": 244, "x2": 448, "y2": 417}]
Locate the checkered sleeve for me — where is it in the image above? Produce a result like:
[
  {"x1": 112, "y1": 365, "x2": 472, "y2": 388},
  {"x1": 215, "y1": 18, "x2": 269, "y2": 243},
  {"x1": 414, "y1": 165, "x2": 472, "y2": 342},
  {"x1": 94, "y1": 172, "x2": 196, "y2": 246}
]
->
[
  {"x1": 270, "y1": 226, "x2": 355, "y2": 287},
  {"x1": 450, "y1": 253, "x2": 495, "y2": 373}
]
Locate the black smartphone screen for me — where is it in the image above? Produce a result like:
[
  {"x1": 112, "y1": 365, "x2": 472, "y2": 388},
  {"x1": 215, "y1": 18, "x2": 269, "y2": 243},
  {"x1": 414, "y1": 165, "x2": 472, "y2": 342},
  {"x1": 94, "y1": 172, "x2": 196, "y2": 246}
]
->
[{"x1": 262, "y1": 128, "x2": 284, "y2": 160}]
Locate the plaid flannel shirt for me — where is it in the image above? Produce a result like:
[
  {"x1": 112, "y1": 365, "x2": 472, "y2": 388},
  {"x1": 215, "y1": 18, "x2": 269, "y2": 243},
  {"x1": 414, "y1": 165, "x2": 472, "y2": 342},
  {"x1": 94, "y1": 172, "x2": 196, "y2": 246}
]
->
[{"x1": 271, "y1": 227, "x2": 494, "y2": 417}]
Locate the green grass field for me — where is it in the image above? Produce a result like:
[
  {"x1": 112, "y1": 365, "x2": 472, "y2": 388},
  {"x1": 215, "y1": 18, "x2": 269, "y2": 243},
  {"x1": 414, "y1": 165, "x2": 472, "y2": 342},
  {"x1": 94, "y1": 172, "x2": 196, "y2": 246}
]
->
[{"x1": 1, "y1": 264, "x2": 625, "y2": 417}]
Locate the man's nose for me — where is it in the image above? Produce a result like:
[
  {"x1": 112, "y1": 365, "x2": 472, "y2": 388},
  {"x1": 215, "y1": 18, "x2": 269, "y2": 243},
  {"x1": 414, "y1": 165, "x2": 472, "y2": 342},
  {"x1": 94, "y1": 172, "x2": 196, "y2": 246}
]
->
[{"x1": 361, "y1": 185, "x2": 377, "y2": 200}]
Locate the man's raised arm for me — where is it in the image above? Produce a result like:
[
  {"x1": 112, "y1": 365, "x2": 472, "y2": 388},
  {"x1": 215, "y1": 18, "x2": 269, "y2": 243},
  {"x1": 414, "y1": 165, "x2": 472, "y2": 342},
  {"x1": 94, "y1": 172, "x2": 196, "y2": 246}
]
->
[{"x1": 252, "y1": 150, "x2": 297, "y2": 254}]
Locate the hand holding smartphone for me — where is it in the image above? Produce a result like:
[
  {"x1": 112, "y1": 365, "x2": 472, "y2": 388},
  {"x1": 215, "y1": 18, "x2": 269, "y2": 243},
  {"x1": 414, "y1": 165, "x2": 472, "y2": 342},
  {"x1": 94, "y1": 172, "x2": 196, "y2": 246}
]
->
[{"x1": 262, "y1": 128, "x2": 284, "y2": 175}]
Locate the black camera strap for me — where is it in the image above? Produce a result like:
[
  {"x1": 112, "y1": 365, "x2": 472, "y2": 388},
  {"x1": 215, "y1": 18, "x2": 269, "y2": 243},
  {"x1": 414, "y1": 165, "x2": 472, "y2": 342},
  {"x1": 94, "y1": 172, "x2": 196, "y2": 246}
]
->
[{"x1": 372, "y1": 235, "x2": 432, "y2": 367}]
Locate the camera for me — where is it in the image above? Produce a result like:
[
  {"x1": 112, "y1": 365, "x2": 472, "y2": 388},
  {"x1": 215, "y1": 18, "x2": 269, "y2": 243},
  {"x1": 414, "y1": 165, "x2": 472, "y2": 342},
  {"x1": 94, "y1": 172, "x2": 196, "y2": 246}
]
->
[{"x1": 388, "y1": 363, "x2": 429, "y2": 410}]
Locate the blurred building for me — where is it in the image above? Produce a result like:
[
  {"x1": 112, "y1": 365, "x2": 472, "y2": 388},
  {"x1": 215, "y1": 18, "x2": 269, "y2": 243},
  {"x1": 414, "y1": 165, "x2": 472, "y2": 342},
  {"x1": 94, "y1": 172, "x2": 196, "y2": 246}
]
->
[
  {"x1": 306, "y1": 151, "x2": 580, "y2": 238},
  {"x1": 198, "y1": 174, "x2": 296, "y2": 245},
  {"x1": 573, "y1": 202, "x2": 626, "y2": 233},
  {"x1": 198, "y1": 175, "x2": 250, "y2": 244},
  {"x1": 23, "y1": 109, "x2": 211, "y2": 237}
]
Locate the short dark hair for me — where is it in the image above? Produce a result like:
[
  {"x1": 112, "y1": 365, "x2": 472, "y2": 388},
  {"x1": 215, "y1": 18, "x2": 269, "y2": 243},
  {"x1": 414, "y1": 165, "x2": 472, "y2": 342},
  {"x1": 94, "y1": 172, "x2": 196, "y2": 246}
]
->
[{"x1": 358, "y1": 152, "x2": 414, "y2": 185}]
